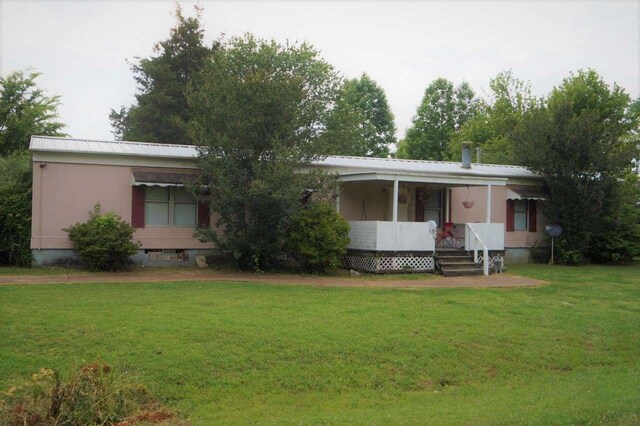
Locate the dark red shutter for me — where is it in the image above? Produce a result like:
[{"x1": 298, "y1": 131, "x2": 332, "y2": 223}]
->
[
  {"x1": 131, "y1": 186, "x2": 145, "y2": 228},
  {"x1": 506, "y1": 199, "x2": 514, "y2": 232},
  {"x1": 198, "y1": 201, "x2": 210, "y2": 228},
  {"x1": 415, "y1": 188, "x2": 425, "y2": 222},
  {"x1": 528, "y1": 200, "x2": 537, "y2": 232}
]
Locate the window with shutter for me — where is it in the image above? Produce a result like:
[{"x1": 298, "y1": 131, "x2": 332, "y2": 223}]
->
[
  {"x1": 133, "y1": 186, "x2": 202, "y2": 228},
  {"x1": 131, "y1": 186, "x2": 145, "y2": 228},
  {"x1": 198, "y1": 202, "x2": 210, "y2": 228},
  {"x1": 528, "y1": 200, "x2": 537, "y2": 232},
  {"x1": 514, "y1": 200, "x2": 528, "y2": 231},
  {"x1": 506, "y1": 199, "x2": 515, "y2": 232}
]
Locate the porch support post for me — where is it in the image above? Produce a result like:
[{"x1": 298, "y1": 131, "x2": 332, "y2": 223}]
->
[
  {"x1": 486, "y1": 184, "x2": 492, "y2": 223},
  {"x1": 335, "y1": 183, "x2": 341, "y2": 214},
  {"x1": 444, "y1": 186, "x2": 450, "y2": 223},
  {"x1": 392, "y1": 177, "x2": 399, "y2": 222}
]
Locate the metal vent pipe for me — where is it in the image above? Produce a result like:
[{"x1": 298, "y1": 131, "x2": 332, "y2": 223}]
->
[{"x1": 461, "y1": 142, "x2": 472, "y2": 169}]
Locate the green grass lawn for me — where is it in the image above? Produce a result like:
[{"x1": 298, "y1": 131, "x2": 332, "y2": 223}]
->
[
  {"x1": 1, "y1": 263, "x2": 639, "y2": 424},
  {"x1": 0, "y1": 265, "x2": 434, "y2": 281},
  {"x1": 0, "y1": 266, "x2": 89, "y2": 275}
]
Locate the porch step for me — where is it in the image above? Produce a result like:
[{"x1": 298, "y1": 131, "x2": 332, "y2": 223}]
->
[
  {"x1": 435, "y1": 250, "x2": 469, "y2": 256},
  {"x1": 442, "y1": 268, "x2": 484, "y2": 277},
  {"x1": 436, "y1": 255, "x2": 474, "y2": 263},
  {"x1": 437, "y1": 261, "x2": 481, "y2": 270},
  {"x1": 434, "y1": 250, "x2": 483, "y2": 277}
]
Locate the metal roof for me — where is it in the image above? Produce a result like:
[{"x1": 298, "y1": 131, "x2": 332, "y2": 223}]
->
[
  {"x1": 30, "y1": 135, "x2": 539, "y2": 179},
  {"x1": 314, "y1": 156, "x2": 537, "y2": 179},
  {"x1": 30, "y1": 135, "x2": 198, "y2": 158}
]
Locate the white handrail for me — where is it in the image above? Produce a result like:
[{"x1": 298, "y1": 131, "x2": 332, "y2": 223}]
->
[{"x1": 466, "y1": 223, "x2": 490, "y2": 276}]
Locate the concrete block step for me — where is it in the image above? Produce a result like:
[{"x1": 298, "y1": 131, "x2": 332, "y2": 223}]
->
[
  {"x1": 435, "y1": 255, "x2": 475, "y2": 262},
  {"x1": 442, "y1": 268, "x2": 485, "y2": 277},
  {"x1": 435, "y1": 251, "x2": 470, "y2": 257},
  {"x1": 438, "y1": 262, "x2": 482, "y2": 269}
]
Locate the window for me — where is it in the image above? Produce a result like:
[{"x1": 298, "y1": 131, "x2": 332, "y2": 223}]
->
[
  {"x1": 424, "y1": 190, "x2": 442, "y2": 226},
  {"x1": 145, "y1": 187, "x2": 170, "y2": 226},
  {"x1": 513, "y1": 199, "x2": 528, "y2": 231},
  {"x1": 144, "y1": 187, "x2": 197, "y2": 227},
  {"x1": 173, "y1": 188, "x2": 197, "y2": 226}
]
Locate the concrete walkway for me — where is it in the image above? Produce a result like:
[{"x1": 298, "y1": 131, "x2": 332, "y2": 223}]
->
[{"x1": 0, "y1": 270, "x2": 544, "y2": 289}]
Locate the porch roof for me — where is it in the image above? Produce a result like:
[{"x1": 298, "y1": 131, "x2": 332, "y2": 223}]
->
[
  {"x1": 336, "y1": 171, "x2": 508, "y2": 187},
  {"x1": 315, "y1": 156, "x2": 538, "y2": 180}
]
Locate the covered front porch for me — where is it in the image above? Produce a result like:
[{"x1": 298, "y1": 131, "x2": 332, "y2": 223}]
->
[{"x1": 336, "y1": 172, "x2": 506, "y2": 275}]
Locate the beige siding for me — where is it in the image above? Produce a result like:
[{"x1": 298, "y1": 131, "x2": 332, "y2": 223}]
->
[
  {"x1": 31, "y1": 162, "x2": 215, "y2": 250},
  {"x1": 451, "y1": 186, "x2": 547, "y2": 248},
  {"x1": 339, "y1": 182, "x2": 393, "y2": 221},
  {"x1": 339, "y1": 182, "x2": 419, "y2": 222},
  {"x1": 450, "y1": 186, "x2": 506, "y2": 224},
  {"x1": 505, "y1": 207, "x2": 548, "y2": 248}
]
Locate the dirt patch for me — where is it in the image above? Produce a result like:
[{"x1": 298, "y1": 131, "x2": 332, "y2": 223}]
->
[{"x1": 0, "y1": 270, "x2": 544, "y2": 288}]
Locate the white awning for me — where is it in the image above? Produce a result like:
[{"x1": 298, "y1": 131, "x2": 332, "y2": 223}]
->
[
  {"x1": 131, "y1": 170, "x2": 199, "y2": 187},
  {"x1": 506, "y1": 185, "x2": 547, "y2": 200}
]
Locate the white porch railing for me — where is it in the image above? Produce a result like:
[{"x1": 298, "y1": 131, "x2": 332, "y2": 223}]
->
[
  {"x1": 464, "y1": 223, "x2": 505, "y2": 251},
  {"x1": 347, "y1": 221, "x2": 436, "y2": 252},
  {"x1": 464, "y1": 223, "x2": 505, "y2": 275}
]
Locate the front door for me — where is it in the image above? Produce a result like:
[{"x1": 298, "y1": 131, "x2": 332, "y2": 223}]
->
[
  {"x1": 424, "y1": 189, "x2": 443, "y2": 226},
  {"x1": 416, "y1": 188, "x2": 443, "y2": 226}
]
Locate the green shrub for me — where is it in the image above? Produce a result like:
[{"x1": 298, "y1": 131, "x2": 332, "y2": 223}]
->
[
  {"x1": 588, "y1": 203, "x2": 640, "y2": 264},
  {"x1": 287, "y1": 202, "x2": 350, "y2": 273},
  {"x1": 529, "y1": 240, "x2": 551, "y2": 264},
  {"x1": 0, "y1": 363, "x2": 184, "y2": 425},
  {"x1": 546, "y1": 237, "x2": 585, "y2": 265},
  {"x1": 64, "y1": 204, "x2": 139, "y2": 271},
  {"x1": 0, "y1": 152, "x2": 32, "y2": 266}
]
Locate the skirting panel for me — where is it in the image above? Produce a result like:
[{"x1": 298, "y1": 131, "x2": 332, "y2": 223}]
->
[
  {"x1": 344, "y1": 253, "x2": 435, "y2": 273},
  {"x1": 477, "y1": 252, "x2": 505, "y2": 272}
]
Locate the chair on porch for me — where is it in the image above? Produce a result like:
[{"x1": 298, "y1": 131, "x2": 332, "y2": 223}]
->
[{"x1": 436, "y1": 222, "x2": 461, "y2": 249}]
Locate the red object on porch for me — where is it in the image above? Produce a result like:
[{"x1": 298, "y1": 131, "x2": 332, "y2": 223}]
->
[
  {"x1": 436, "y1": 222, "x2": 457, "y2": 248},
  {"x1": 528, "y1": 200, "x2": 537, "y2": 232},
  {"x1": 198, "y1": 202, "x2": 211, "y2": 228},
  {"x1": 506, "y1": 199, "x2": 514, "y2": 232},
  {"x1": 131, "y1": 186, "x2": 145, "y2": 228}
]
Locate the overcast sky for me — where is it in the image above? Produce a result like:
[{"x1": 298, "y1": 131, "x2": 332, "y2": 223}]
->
[{"x1": 1, "y1": 0, "x2": 639, "y2": 143}]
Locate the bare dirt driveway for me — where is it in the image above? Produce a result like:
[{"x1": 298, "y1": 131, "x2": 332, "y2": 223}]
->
[{"x1": 0, "y1": 269, "x2": 543, "y2": 289}]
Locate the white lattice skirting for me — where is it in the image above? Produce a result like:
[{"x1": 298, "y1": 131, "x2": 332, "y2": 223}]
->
[
  {"x1": 344, "y1": 254, "x2": 435, "y2": 273},
  {"x1": 477, "y1": 254, "x2": 504, "y2": 271}
]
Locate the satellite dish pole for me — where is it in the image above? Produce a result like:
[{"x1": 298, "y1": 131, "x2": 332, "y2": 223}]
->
[{"x1": 545, "y1": 225, "x2": 563, "y2": 265}]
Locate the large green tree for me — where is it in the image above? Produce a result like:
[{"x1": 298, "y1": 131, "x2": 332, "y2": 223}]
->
[
  {"x1": 0, "y1": 152, "x2": 33, "y2": 265},
  {"x1": 0, "y1": 70, "x2": 65, "y2": 266},
  {"x1": 110, "y1": 5, "x2": 214, "y2": 144},
  {"x1": 514, "y1": 69, "x2": 639, "y2": 263},
  {"x1": 0, "y1": 70, "x2": 66, "y2": 155},
  {"x1": 396, "y1": 78, "x2": 477, "y2": 160},
  {"x1": 450, "y1": 71, "x2": 536, "y2": 165},
  {"x1": 189, "y1": 35, "x2": 341, "y2": 270},
  {"x1": 324, "y1": 74, "x2": 396, "y2": 157}
]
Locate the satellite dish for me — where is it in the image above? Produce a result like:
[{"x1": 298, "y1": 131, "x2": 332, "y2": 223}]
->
[
  {"x1": 545, "y1": 225, "x2": 563, "y2": 238},
  {"x1": 544, "y1": 225, "x2": 563, "y2": 265}
]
